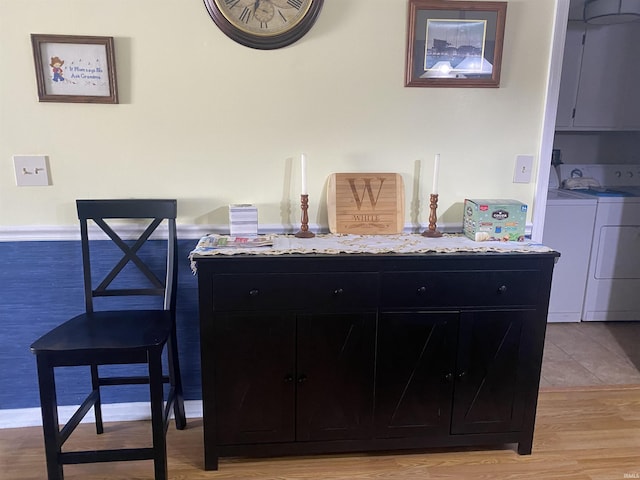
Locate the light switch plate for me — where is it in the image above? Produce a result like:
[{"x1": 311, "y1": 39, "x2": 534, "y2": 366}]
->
[
  {"x1": 13, "y1": 155, "x2": 50, "y2": 186},
  {"x1": 513, "y1": 155, "x2": 533, "y2": 183}
]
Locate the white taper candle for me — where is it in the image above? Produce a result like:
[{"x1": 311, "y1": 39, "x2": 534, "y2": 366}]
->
[
  {"x1": 432, "y1": 154, "x2": 440, "y2": 194},
  {"x1": 301, "y1": 153, "x2": 308, "y2": 195}
]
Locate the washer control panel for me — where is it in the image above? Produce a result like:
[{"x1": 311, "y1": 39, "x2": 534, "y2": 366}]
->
[{"x1": 558, "y1": 164, "x2": 640, "y2": 188}]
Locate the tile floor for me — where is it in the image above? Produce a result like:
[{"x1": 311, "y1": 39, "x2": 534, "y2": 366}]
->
[{"x1": 540, "y1": 321, "x2": 640, "y2": 388}]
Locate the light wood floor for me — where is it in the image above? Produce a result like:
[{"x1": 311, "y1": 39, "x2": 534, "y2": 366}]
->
[{"x1": 1, "y1": 385, "x2": 639, "y2": 480}]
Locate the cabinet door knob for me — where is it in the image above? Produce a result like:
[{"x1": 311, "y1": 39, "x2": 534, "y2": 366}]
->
[
  {"x1": 444, "y1": 373, "x2": 453, "y2": 383},
  {"x1": 249, "y1": 289, "x2": 260, "y2": 297},
  {"x1": 497, "y1": 285, "x2": 508, "y2": 294},
  {"x1": 416, "y1": 286, "x2": 427, "y2": 295},
  {"x1": 283, "y1": 374, "x2": 294, "y2": 383},
  {"x1": 457, "y1": 371, "x2": 467, "y2": 381},
  {"x1": 297, "y1": 374, "x2": 308, "y2": 384},
  {"x1": 333, "y1": 288, "x2": 344, "y2": 295}
]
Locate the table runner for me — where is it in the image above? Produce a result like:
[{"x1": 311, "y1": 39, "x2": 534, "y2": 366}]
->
[{"x1": 189, "y1": 233, "x2": 554, "y2": 274}]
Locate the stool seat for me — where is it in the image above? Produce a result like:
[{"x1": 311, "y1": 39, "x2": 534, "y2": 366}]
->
[{"x1": 31, "y1": 311, "x2": 173, "y2": 354}]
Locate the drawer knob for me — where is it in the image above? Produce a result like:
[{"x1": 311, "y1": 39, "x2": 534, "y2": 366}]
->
[
  {"x1": 416, "y1": 286, "x2": 427, "y2": 295},
  {"x1": 497, "y1": 285, "x2": 508, "y2": 294},
  {"x1": 333, "y1": 288, "x2": 344, "y2": 295},
  {"x1": 249, "y1": 289, "x2": 260, "y2": 297}
]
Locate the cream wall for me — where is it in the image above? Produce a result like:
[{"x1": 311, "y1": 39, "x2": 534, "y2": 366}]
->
[{"x1": 0, "y1": 0, "x2": 556, "y2": 233}]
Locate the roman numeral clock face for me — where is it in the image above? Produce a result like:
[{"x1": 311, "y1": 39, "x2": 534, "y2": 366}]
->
[{"x1": 204, "y1": 0, "x2": 324, "y2": 50}]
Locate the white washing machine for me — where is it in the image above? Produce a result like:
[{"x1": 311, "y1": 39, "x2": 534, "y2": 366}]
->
[
  {"x1": 557, "y1": 164, "x2": 640, "y2": 322},
  {"x1": 544, "y1": 168, "x2": 597, "y2": 322}
]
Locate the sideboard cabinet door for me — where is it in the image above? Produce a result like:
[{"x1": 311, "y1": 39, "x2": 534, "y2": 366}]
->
[
  {"x1": 213, "y1": 311, "x2": 376, "y2": 445},
  {"x1": 374, "y1": 311, "x2": 458, "y2": 438},
  {"x1": 296, "y1": 312, "x2": 376, "y2": 442},
  {"x1": 451, "y1": 309, "x2": 534, "y2": 435},
  {"x1": 213, "y1": 312, "x2": 296, "y2": 445}
]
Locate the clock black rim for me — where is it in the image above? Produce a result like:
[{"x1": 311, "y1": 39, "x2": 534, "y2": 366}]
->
[{"x1": 203, "y1": 0, "x2": 324, "y2": 50}]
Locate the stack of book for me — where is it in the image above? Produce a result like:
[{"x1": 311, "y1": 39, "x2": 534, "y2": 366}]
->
[{"x1": 229, "y1": 204, "x2": 258, "y2": 236}]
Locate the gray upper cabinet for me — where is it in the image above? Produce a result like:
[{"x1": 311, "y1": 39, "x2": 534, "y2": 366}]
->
[
  {"x1": 556, "y1": 21, "x2": 640, "y2": 131},
  {"x1": 556, "y1": 23, "x2": 585, "y2": 129}
]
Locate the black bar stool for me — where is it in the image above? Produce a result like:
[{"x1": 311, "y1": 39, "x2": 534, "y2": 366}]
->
[{"x1": 30, "y1": 199, "x2": 186, "y2": 480}]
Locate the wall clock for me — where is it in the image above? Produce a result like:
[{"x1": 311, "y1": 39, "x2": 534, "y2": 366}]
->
[{"x1": 204, "y1": 0, "x2": 324, "y2": 50}]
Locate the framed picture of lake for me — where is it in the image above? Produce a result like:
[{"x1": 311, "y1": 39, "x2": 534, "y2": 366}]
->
[
  {"x1": 405, "y1": 1, "x2": 507, "y2": 88},
  {"x1": 31, "y1": 34, "x2": 119, "y2": 103}
]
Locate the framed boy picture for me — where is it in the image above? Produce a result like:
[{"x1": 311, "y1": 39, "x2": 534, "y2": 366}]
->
[
  {"x1": 405, "y1": 0, "x2": 507, "y2": 88},
  {"x1": 31, "y1": 34, "x2": 119, "y2": 103}
]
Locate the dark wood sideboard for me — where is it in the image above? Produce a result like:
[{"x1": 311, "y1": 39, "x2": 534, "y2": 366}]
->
[{"x1": 195, "y1": 251, "x2": 558, "y2": 470}]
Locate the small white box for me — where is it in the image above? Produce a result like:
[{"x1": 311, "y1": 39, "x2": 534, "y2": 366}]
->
[{"x1": 229, "y1": 204, "x2": 258, "y2": 236}]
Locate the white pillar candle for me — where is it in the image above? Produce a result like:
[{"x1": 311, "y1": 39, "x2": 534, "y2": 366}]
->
[
  {"x1": 432, "y1": 154, "x2": 440, "y2": 194},
  {"x1": 301, "y1": 153, "x2": 308, "y2": 195}
]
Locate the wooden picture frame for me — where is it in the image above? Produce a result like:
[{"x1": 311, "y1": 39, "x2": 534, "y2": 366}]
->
[
  {"x1": 405, "y1": 0, "x2": 507, "y2": 88},
  {"x1": 31, "y1": 34, "x2": 118, "y2": 103}
]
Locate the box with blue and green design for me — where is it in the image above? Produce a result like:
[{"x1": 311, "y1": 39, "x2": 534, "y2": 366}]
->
[{"x1": 463, "y1": 199, "x2": 527, "y2": 242}]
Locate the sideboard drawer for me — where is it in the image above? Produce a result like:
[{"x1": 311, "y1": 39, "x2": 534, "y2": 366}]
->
[
  {"x1": 380, "y1": 270, "x2": 538, "y2": 308},
  {"x1": 213, "y1": 272, "x2": 379, "y2": 312}
]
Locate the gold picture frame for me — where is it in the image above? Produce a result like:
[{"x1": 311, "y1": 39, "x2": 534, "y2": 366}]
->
[
  {"x1": 31, "y1": 34, "x2": 119, "y2": 103},
  {"x1": 405, "y1": 0, "x2": 507, "y2": 88}
]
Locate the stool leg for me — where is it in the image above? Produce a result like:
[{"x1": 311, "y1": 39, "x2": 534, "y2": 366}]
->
[
  {"x1": 149, "y1": 350, "x2": 168, "y2": 480},
  {"x1": 167, "y1": 327, "x2": 186, "y2": 430},
  {"x1": 90, "y1": 364, "x2": 104, "y2": 434},
  {"x1": 36, "y1": 355, "x2": 64, "y2": 480}
]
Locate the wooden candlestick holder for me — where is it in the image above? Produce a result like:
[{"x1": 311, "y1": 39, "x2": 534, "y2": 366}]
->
[
  {"x1": 422, "y1": 193, "x2": 443, "y2": 238},
  {"x1": 295, "y1": 194, "x2": 315, "y2": 238}
]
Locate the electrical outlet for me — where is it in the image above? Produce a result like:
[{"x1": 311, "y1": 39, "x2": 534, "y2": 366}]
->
[
  {"x1": 513, "y1": 155, "x2": 533, "y2": 183},
  {"x1": 13, "y1": 155, "x2": 50, "y2": 186}
]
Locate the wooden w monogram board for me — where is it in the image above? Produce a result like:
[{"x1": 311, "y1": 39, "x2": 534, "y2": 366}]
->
[{"x1": 327, "y1": 173, "x2": 405, "y2": 234}]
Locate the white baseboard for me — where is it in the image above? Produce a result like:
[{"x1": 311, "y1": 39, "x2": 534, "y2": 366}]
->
[{"x1": 0, "y1": 400, "x2": 203, "y2": 429}]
